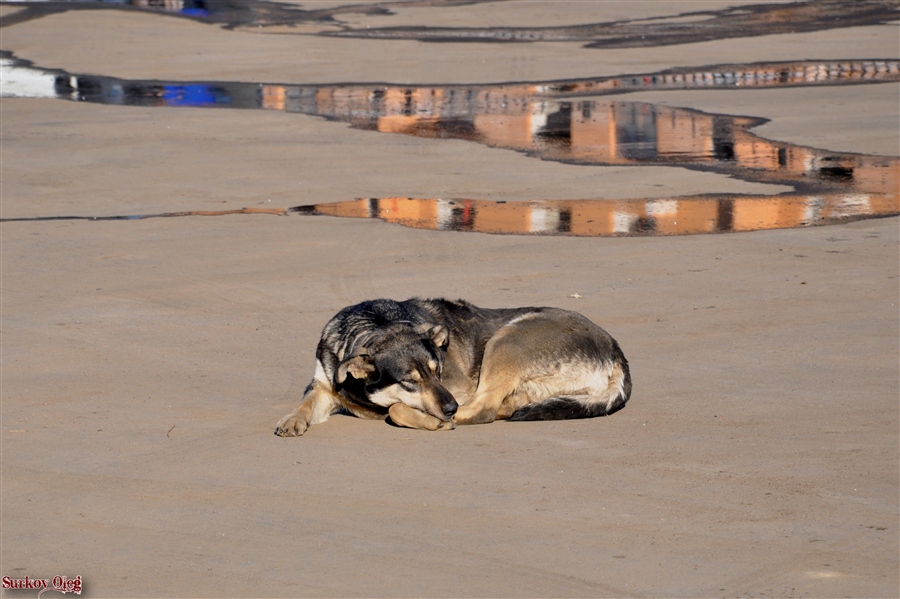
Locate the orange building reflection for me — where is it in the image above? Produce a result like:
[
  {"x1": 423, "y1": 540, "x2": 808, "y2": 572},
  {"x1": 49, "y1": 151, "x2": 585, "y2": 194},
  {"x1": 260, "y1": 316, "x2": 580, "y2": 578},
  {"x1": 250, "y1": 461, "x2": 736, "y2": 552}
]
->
[
  {"x1": 298, "y1": 193, "x2": 899, "y2": 237},
  {"x1": 260, "y1": 59, "x2": 898, "y2": 202}
]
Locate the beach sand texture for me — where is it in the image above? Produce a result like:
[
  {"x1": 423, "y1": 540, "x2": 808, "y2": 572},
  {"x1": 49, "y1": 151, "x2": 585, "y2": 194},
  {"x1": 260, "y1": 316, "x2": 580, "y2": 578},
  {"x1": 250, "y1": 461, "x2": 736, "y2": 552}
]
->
[{"x1": 1, "y1": 2, "x2": 898, "y2": 597}]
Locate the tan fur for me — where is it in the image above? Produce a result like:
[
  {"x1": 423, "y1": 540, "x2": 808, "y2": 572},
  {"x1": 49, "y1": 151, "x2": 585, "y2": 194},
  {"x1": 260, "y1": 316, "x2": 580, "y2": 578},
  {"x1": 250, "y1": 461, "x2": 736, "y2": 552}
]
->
[
  {"x1": 388, "y1": 403, "x2": 455, "y2": 431},
  {"x1": 274, "y1": 382, "x2": 341, "y2": 436},
  {"x1": 450, "y1": 311, "x2": 622, "y2": 425}
]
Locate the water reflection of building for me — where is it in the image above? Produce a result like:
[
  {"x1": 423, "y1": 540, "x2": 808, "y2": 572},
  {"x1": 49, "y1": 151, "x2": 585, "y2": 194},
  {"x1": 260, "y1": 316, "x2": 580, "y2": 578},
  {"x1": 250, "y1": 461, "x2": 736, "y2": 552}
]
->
[
  {"x1": 260, "y1": 59, "x2": 900, "y2": 116},
  {"x1": 261, "y1": 76, "x2": 898, "y2": 198},
  {"x1": 309, "y1": 194, "x2": 899, "y2": 237},
  {"x1": 561, "y1": 101, "x2": 898, "y2": 198},
  {"x1": 23, "y1": 56, "x2": 898, "y2": 195},
  {"x1": 551, "y1": 60, "x2": 900, "y2": 96},
  {"x1": 21, "y1": 57, "x2": 892, "y2": 199},
  {"x1": 261, "y1": 60, "x2": 900, "y2": 112}
]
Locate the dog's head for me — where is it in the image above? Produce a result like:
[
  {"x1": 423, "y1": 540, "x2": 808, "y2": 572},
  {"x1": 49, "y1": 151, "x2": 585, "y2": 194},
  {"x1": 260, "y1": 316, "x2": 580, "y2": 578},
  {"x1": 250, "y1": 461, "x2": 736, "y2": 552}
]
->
[{"x1": 334, "y1": 323, "x2": 458, "y2": 421}]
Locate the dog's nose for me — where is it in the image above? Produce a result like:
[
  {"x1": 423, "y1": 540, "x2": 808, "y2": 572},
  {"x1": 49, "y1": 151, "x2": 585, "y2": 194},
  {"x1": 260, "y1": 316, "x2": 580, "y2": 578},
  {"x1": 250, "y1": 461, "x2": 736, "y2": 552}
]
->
[{"x1": 443, "y1": 399, "x2": 458, "y2": 417}]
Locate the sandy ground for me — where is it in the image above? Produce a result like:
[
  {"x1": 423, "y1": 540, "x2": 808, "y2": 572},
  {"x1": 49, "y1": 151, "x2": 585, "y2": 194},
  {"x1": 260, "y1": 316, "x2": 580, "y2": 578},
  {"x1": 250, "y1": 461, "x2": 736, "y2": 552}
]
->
[{"x1": 1, "y1": 2, "x2": 898, "y2": 598}]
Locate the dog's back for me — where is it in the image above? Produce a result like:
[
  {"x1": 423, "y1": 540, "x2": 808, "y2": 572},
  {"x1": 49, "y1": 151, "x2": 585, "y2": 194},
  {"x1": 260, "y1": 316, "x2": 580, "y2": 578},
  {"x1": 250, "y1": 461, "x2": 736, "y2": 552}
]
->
[{"x1": 418, "y1": 300, "x2": 631, "y2": 423}]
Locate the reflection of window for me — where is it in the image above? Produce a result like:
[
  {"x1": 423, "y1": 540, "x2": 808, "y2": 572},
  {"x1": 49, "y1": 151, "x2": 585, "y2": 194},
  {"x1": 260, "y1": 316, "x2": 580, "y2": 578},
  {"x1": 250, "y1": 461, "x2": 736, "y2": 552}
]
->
[
  {"x1": 403, "y1": 90, "x2": 413, "y2": 116},
  {"x1": 818, "y1": 165, "x2": 854, "y2": 182},
  {"x1": 536, "y1": 104, "x2": 572, "y2": 145},
  {"x1": 614, "y1": 103, "x2": 657, "y2": 160},
  {"x1": 449, "y1": 204, "x2": 475, "y2": 231},
  {"x1": 558, "y1": 210, "x2": 572, "y2": 233},
  {"x1": 712, "y1": 116, "x2": 735, "y2": 161},
  {"x1": 716, "y1": 200, "x2": 734, "y2": 232}
]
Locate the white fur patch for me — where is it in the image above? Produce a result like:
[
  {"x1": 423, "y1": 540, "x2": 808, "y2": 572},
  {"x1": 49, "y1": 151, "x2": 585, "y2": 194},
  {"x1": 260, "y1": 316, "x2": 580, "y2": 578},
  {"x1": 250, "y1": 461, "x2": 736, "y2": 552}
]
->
[
  {"x1": 503, "y1": 312, "x2": 542, "y2": 327},
  {"x1": 313, "y1": 359, "x2": 330, "y2": 386},
  {"x1": 367, "y1": 384, "x2": 425, "y2": 411},
  {"x1": 307, "y1": 393, "x2": 341, "y2": 426},
  {"x1": 518, "y1": 359, "x2": 625, "y2": 411}
]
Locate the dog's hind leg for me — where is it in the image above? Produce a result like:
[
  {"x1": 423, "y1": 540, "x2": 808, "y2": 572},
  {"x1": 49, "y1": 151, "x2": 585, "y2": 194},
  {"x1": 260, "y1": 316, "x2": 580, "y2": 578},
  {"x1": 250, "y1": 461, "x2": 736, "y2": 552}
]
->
[
  {"x1": 453, "y1": 358, "x2": 528, "y2": 424},
  {"x1": 274, "y1": 380, "x2": 342, "y2": 437},
  {"x1": 388, "y1": 403, "x2": 456, "y2": 431},
  {"x1": 452, "y1": 315, "x2": 549, "y2": 425}
]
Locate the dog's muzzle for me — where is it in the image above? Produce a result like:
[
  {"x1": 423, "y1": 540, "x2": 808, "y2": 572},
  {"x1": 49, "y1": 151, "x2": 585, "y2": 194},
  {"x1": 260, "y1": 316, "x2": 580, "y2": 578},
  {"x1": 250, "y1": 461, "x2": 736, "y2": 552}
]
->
[{"x1": 442, "y1": 398, "x2": 459, "y2": 418}]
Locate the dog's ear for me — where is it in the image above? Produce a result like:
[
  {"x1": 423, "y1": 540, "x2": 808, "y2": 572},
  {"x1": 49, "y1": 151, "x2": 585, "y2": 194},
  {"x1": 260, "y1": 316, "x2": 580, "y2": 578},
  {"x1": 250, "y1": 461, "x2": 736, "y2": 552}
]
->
[
  {"x1": 336, "y1": 353, "x2": 376, "y2": 384},
  {"x1": 419, "y1": 323, "x2": 450, "y2": 350}
]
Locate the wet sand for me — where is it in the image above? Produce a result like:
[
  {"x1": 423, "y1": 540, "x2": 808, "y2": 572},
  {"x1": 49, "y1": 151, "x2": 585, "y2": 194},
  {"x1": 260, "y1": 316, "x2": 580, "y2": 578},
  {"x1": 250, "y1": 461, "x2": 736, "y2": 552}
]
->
[{"x1": 2, "y1": 3, "x2": 898, "y2": 597}]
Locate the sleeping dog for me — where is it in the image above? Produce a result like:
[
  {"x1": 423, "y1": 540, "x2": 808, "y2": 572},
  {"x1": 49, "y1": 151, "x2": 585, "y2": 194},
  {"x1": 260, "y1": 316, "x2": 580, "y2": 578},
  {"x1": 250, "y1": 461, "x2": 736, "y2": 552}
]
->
[{"x1": 274, "y1": 298, "x2": 630, "y2": 436}]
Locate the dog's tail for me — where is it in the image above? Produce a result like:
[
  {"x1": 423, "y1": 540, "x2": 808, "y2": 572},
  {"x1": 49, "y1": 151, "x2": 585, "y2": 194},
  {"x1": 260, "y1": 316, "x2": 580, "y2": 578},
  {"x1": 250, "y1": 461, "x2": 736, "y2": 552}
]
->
[{"x1": 508, "y1": 360, "x2": 631, "y2": 421}]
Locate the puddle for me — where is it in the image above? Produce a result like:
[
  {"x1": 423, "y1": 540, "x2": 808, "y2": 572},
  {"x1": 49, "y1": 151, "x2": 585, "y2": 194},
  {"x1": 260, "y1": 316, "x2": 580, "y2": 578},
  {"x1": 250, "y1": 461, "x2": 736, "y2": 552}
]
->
[
  {"x1": 8, "y1": 55, "x2": 896, "y2": 104},
  {"x1": 1, "y1": 54, "x2": 897, "y2": 235},
  {"x1": 4, "y1": 55, "x2": 897, "y2": 193},
  {"x1": 4, "y1": 194, "x2": 895, "y2": 238},
  {"x1": 1, "y1": 0, "x2": 895, "y2": 50},
  {"x1": 292, "y1": 193, "x2": 899, "y2": 236}
]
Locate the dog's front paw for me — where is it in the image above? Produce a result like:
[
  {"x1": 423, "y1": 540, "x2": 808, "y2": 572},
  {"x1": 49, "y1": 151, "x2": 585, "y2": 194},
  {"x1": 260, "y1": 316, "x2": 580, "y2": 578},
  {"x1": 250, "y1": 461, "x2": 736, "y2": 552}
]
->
[
  {"x1": 274, "y1": 412, "x2": 309, "y2": 437},
  {"x1": 388, "y1": 403, "x2": 456, "y2": 431}
]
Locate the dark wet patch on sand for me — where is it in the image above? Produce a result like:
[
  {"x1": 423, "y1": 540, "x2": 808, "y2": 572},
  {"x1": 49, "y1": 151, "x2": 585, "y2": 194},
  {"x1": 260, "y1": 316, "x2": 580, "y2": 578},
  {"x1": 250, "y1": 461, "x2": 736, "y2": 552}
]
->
[{"x1": 1, "y1": 0, "x2": 895, "y2": 51}]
